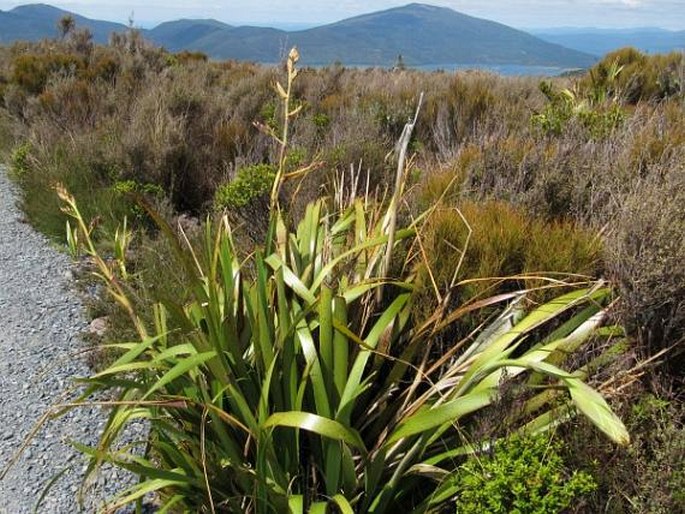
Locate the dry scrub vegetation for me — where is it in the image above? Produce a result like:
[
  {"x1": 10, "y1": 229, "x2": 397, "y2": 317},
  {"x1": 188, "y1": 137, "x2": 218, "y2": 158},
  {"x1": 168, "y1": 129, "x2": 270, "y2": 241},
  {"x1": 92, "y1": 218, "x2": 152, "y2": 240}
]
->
[{"x1": 0, "y1": 26, "x2": 684, "y2": 512}]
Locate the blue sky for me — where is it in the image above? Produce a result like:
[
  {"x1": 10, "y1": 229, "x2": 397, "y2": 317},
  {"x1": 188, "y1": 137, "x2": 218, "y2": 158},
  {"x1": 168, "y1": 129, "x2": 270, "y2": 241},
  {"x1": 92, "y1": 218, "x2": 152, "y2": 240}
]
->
[{"x1": 1, "y1": 0, "x2": 684, "y2": 30}]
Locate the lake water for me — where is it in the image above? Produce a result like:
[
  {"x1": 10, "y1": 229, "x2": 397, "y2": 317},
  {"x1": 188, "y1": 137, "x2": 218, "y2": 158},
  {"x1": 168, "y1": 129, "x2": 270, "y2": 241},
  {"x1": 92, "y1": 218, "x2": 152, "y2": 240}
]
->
[
  {"x1": 413, "y1": 63, "x2": 580, "y2": 76},
  {"x1": 266, "y1": 61, "x2": 581, "y2": 77}
]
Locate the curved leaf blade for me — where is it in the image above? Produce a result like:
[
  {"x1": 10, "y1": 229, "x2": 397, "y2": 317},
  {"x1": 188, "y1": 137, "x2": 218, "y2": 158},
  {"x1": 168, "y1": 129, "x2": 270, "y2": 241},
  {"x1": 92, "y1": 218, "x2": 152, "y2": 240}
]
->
[{"x1": 263, "y1": 411, "x2": 366, "y2": 451}]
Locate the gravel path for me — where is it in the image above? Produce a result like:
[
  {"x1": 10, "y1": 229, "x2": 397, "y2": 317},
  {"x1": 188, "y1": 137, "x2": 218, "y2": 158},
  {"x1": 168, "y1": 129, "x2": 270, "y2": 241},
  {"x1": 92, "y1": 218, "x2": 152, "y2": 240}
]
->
[{"x1": 0, "y1": 166, "x2": 137, "y2": 512}]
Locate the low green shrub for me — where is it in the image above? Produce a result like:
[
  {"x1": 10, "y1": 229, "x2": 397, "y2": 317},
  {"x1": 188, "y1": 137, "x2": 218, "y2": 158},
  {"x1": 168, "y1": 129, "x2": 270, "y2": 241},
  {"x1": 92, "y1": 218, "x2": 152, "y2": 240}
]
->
[
  {"x1": 111, "y1": 179, "x2": 165, "y2": 223},
  {"x1": 453, "y1": 434, "x2": 597, "y2": 513},
  {"x1": 10, "y1": 141, "x2": 31, "y2": 176},
  {"x1": 213, "y1": 163, "x2": 276, "y2": 210},
  {"x1": 531, "y1": 81, "x2": 624, "y2": 138},
  {"x1": 111, "y1": 179, "x2": 164, "y2": 198}
]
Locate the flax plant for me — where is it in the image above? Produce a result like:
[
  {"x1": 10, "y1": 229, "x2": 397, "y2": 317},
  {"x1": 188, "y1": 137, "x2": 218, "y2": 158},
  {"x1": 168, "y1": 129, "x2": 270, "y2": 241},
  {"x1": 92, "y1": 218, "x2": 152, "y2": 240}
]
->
[{"x1": 54, "y1": 49, "x2": 629, "y2": 513}]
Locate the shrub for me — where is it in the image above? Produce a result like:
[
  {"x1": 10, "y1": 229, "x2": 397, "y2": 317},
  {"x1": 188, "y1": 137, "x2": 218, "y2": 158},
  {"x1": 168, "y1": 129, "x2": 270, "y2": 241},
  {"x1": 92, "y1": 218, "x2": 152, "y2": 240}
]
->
[
  {"x1": 421, "y1": 73, "x2": 498, "y2": 153},
  {"x1": 531, "y1": 81, "x2": 624, "y2": 138},
  {"x1": 111, "y1": 179, "x2": 164, "y2": 198},
  {"x1": 37, "y1": 77, "x2": 103, "y2": 130},
  {"x1": 11, "y1": 52, "x2": 85, "y2": 94},
  {"x1": 582, "y1": 48, "x2": 685, "y2": 104},
  {"x1": 10, "y1": 141, "x2": 32, "y2": 176},
  {"x1": 418, "y1": 200, "x2": 602, "y2": 307},
  {"x1": 413, "y1": 163, "x2": 465, "y2": 212},
  {"x1": 110, "y1": 179, "x2": 165, "y2": 222},
  {"x1": 604, "y1": 164, "x2": 685, "y2": 361},
  {"x1": 213, "y1": 163, "x2": 276, "y2": 210},
  {"x1": 626, "y1": 395, "x2": 685, "y2": 513},
  {"x1": 453, "y1": 434, "x2": 596, "y2": 514},
  {"x1": 85, "y1": 53, "x2": 120, "y2": 83},
  {"x1": 563, "y1": 392, "x2": 685, "y2": 514}
]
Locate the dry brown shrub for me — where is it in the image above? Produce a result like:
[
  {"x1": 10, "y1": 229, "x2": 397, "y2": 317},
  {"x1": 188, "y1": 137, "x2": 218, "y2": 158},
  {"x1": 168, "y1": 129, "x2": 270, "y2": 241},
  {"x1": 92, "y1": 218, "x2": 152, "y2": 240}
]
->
[{"x1": 604, "y1": 159, "x2": 685, "y2": 360}]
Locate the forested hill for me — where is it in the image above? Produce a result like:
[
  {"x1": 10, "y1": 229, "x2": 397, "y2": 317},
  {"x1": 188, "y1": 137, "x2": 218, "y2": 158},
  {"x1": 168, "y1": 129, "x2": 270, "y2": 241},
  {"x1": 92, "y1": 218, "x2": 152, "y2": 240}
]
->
[{"x1": 0, "y1": 3, "x2": 596, "y2": 67}]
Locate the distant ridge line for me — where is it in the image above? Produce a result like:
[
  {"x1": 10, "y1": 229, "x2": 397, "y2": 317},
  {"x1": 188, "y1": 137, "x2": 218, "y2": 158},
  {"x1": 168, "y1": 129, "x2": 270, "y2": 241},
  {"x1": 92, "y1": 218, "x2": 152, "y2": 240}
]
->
[{"x1": 0, "y1": 2, "x2": 600, "y2": 67}]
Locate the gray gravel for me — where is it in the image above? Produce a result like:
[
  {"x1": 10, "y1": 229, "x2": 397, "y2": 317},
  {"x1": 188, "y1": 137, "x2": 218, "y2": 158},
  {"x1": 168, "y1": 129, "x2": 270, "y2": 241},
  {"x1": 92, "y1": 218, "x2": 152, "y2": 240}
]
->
[{"x1": 0, "y1": 167, "x2": 143, "y2": 513}]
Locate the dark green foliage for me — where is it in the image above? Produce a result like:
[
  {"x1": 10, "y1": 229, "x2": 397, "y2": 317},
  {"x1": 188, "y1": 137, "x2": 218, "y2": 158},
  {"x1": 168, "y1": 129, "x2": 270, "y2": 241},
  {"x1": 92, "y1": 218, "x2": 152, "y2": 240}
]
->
[{"x1": 453, "y1": 434, "x2": 597, "y2": 514}]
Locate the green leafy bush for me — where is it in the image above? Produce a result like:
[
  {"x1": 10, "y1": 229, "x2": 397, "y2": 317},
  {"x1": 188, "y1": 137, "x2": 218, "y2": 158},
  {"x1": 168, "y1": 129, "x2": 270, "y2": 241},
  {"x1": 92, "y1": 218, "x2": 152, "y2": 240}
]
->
[
  {"x1": 213, "y1": 163, "x2": 276, "y2": 210},
  {"x1": 111, "y1": 179, "x2": 164, "y2": 198},
  {"x1": 10, "y1": 141, "x2": 31, "y2": 176},
  {"x1": 531, "y1": 81, "x2": 624, "y2": 138},
  {"x1": 56, "y1": 186, "x2": 628, "y2": 513},
  {"x1": 111, "y1": 179, "x2": 165, "y2": 221},
  {"x1": 453, "y1": 434, "x2": 597, "y2": 514}
]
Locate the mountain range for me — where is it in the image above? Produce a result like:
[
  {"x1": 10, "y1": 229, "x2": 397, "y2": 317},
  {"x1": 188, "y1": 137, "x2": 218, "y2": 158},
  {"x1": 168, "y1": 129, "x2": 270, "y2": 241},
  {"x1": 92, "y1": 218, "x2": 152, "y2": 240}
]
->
[
  {"x1": 532, "y1": 27, "x2": 685, "y2": 56},
  {"x1": 0, "y1": 4, "x2": 124, "y2": 44},
  {"x1": 0, "y1": 3, "x2": 619, "y2": 68}
]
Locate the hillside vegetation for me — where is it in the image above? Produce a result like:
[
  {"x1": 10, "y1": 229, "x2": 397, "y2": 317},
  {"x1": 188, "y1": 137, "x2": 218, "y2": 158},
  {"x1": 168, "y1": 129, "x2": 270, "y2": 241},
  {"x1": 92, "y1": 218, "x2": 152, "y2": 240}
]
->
[{"x1": 0, "y1": 28, "x2": 684, "y2": 513}]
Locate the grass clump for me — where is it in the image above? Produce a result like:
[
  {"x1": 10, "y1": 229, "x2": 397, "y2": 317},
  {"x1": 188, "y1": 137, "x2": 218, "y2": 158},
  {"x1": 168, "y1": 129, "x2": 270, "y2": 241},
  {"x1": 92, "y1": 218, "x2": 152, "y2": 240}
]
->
[
  {"x1": 453, "y1": 434, "x2": 596, "y2": 513},
  {"x1": 417, "y1": 200, "x2": 602, "y2": 309}
]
